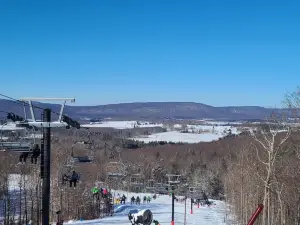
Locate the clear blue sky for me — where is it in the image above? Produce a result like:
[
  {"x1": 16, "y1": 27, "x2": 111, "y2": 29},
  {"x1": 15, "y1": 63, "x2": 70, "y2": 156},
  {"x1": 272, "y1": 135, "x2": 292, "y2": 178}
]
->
[{"x1": 0, "y1": 0, "x2": 299, "y2": 107}]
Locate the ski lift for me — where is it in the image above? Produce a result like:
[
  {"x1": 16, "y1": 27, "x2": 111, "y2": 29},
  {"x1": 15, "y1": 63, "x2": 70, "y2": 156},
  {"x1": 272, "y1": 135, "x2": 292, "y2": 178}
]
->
[
  {"x1": 106, "y1": 162, "x2": 126, "y2": 178},
  {"x1": 60, "y1": 164, "x2": 81, "y2": 188},
  {"x1": 166, "y1": 174, "x2": 181, "y2": 185},
  {"x1": 69, "y1": 140, "x2": 94, "y2": 163},
  {"x1": 145, "y1": 179, "x2": 156, "y2": 192},
  {"x1": 0, "y1": 121, "x2": 40, "y2": 153},
  {"x1": 76, "y1": 128, "x2": 94, "y2": 146},
  {"x1": 147, "y1": 179, "x2": 155, "y2": 188},
  {"x1": 130, "y1": 174, "x2": 144, "y2": 187}
]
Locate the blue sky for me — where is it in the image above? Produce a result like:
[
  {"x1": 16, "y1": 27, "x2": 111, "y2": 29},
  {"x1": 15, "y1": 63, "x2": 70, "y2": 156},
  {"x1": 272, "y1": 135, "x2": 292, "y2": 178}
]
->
[{"x1": 0, "y1": 0, "x2": 299, "y2": 107}]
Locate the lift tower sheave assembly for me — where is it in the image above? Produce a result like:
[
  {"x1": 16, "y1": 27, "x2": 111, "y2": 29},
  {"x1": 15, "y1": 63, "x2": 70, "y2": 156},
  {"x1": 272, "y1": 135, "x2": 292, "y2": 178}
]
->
[
  {"x1": 19, "y1": 98, "x2": 76, "y2": 128},
  {"x1": 18, "y1": 98, "x2": 77, "y2": 225}
]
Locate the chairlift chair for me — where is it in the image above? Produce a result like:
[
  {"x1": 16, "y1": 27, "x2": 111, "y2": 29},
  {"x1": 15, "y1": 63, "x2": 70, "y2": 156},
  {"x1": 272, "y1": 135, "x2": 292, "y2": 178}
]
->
[
  {"x1": 145, "y1": 179, "x2": 156, "y2": 192},
  {"x1": 166, "y1": 174, "x2": 181, "y2": 185},
  {"x1": 0, "y1": 122, "x2": 40, "y2": 154},
  {"x1": 130, "y1": 174, "x2": 144, "y2": 187},
  {"x1": 70, "y1": 142, "x2": 94, "y2": 163},
  {"x1": 61, "y1": 164, "x2": 81, "y2": 187},
  {"x1": 106, "y1": 162, "x2": 126, "y2": 178}
]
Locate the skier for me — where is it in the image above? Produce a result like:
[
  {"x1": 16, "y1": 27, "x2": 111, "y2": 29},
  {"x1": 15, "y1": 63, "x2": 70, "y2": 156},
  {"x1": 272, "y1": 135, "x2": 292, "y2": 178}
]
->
[
  {"x1": 30, "y1": 144, "x2": 41, "y2": 164},
  {"x1": 92, "y1": 187, "x2": 100, "y2": 200},
  {"x1": 101, "y1": 188, "x2": 108, "y2": 198},
  {"x1": 136, "y1": 196, "x2": 141, "y2": 205},
  {"x1": 69, "y1": 171, "x2": 79, "y2": 188},
  {"x1": 131, "y1": 196, "x2": 135, "y2": 205},
  {"x1": 121, "y1": 194, "x2": 126, "y2": 204},
  {"x1": 147, "y1": 196, "x2": 151, "y2": 203},
  {"x1": 143, "y1": 196, "x2": 147, "y2": 203}
]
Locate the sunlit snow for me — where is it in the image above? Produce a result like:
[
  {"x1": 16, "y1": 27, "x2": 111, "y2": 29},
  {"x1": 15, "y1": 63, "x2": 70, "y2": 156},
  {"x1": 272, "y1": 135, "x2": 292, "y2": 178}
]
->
[
  {"x1": 81, "y1": 121, "x2": 163, "y2": 129},
  {"x1": 131, "y1": 125, "x2": 240, "y2": 143},
  {"x1": 66, "y1": 190, "x2": 227, "y2": 225}
]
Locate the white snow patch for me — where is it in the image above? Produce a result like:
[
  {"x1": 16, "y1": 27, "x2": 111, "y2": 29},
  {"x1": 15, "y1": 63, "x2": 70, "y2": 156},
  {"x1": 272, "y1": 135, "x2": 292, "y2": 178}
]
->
[
  {"x1": 130, "y1": 124, "x2": 241, "y2": 143},
  {"x1": 130, "y1": 131, "x2": 224, "y2": 143},
  {"x1": 81, "y1": 121, "x2": 163, "y2": 129},
  {"x1": 203, "y1": 121, "x2": 243, "y2": 125},
  {"x1": 8, "y1": 174, "x2": 29, "y2": 191}
]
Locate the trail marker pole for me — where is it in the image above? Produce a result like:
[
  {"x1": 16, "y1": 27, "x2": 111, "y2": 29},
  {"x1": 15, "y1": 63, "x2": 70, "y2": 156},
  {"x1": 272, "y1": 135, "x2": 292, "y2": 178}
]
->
[
  {"x1": 171, "y1": 186, "x2": 175, "y2": 225},
  {"x1": 184, "y1": 197, "x2": 187, "y2": 225}
]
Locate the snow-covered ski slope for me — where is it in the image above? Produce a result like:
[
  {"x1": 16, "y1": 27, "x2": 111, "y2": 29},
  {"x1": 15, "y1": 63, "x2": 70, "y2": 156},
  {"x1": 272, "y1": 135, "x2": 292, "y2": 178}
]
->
[{"x1": 67, "y1": 191, "x2": 227, "y2": 225}]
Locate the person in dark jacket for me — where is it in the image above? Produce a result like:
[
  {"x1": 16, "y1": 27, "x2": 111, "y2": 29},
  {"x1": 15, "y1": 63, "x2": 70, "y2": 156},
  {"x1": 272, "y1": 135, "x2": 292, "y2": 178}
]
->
[
  {"x1": 131, "y1": 196, "x2": 135, "y2": 205},
  {"x1": 31, "y1": 144, "x2": 41, "y2": 164},
  {"x1": 121, "y1": 194, "x2": 127, "y2": 204},
  {"x1": 69, "y1": 171, "x2": 79, "y2": 187},
  {"x1": 19, "y1": 152, "x2": 29, "y2": 163},
  {"x1": 136, "y1": 196, "x2": 141, "y2": 205}
]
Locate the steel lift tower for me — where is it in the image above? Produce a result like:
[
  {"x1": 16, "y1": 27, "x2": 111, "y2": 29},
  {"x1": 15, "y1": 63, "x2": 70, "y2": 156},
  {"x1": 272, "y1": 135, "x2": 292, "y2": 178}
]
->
[{"x1": 19, "y1": 98, "x2": 78, "y2": 225}]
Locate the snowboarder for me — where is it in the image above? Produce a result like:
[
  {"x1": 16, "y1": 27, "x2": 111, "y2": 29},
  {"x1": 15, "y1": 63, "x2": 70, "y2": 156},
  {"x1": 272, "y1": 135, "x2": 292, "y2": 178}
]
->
[
  {"x1": 30, "y1": 144, "x2": 41, "y2": 164},
  {"x1": 69, "y1": 171, "x2": 79, "y2": 187}
]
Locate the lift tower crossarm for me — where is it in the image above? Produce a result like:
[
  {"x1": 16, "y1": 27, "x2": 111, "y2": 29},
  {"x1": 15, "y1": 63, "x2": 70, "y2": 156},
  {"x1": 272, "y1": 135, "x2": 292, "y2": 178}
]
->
[
  {"x1": 19, "y1": 98, "x2": 76, "y2": 127},
  {"x1": 19, "y1": 98, "x2": 75, "y2": 102}
]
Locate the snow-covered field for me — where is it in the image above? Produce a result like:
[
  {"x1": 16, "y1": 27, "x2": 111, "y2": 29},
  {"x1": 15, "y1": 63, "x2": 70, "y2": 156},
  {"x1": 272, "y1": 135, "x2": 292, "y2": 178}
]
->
[
  {"x1": 131, "y1": 125, "x2": 240, "y2": 144},
  {"x1": 131, "y1": 131, "x2": 224, "y2": 143},
  {"x1": 81, "y1": 120, "x2": 245, "y2": 143},
  {"x1": 81, "y1": 121, "x2": 163, "y2": 129},
  {"x1": 67, "y1": 190, "x2": 228, "y2": 225}
]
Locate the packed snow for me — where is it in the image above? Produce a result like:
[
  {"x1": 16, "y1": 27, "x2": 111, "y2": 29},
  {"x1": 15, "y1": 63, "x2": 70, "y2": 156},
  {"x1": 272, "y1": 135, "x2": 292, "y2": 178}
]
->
[
  {"x1": 7, "y1": 174, "x2": 30, "y2": 190},
  {"x1": 81, "y1": 121, "x2": 163, "y2": 129},
  {"x1": 131, "y1": 131, "x2": 224, "y2": 143},
  {"x1": 131, "y1": 125, "x2": 240, "y2": 143},
  {"x1": 66, "y1": 190, "x2": 227, "y2": 225}
]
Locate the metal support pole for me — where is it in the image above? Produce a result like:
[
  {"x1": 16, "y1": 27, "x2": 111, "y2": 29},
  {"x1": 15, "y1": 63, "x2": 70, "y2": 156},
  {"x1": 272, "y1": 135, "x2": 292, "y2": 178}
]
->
[
  {"x1": 184, "y1": 197, "x2": 187, "y2": 225},
  {"x1": 42, "y1": 109, "x2": 51, "y2": 225},
  {"x1": 171, "y1": 186, "x2": 175, "y2": 225}
]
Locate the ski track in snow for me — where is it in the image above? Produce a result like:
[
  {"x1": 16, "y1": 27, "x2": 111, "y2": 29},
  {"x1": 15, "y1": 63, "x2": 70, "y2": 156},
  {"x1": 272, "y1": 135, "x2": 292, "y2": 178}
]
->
[{"x1": 66, "y1": 191, "x2": 227, "y2": 225}]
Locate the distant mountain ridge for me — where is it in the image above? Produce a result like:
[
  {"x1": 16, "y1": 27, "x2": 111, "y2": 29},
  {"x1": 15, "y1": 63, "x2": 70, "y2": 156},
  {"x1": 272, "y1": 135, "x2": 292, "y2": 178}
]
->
[{"x1": 0, "y1": 99, "x2": 289, "y2": 121}]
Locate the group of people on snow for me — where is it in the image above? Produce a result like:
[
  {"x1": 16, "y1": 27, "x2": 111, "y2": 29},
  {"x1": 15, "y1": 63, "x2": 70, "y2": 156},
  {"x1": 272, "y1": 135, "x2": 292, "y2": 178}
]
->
[
  {"x1": 114, "y1": 194, "x2": 127, "y2": 204},
  {"x1": 130, "y1": 195, "x2": 152, "y2": 205}
]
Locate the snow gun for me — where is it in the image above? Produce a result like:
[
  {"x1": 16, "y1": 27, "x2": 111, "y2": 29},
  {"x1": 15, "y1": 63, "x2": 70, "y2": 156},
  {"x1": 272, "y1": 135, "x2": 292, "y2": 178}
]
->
[{"x1": 128, "y1": 209, "x2": 153, "y2": 225}]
